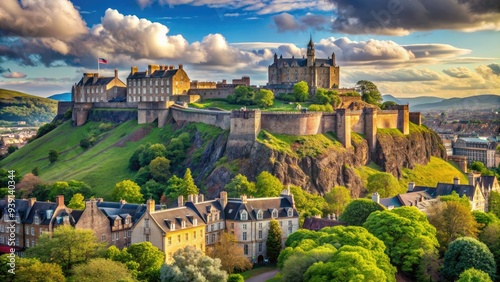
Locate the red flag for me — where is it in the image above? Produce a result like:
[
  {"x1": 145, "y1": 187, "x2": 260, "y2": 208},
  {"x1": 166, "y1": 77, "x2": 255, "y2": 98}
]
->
[{"x1": 98, "y1": 58, "x2": 108, "y2": 64}]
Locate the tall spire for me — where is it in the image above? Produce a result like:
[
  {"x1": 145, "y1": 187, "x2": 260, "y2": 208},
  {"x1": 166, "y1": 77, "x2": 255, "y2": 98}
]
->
[{"x1": 308, "y1": 33, "x2": 314, "y2": 47}]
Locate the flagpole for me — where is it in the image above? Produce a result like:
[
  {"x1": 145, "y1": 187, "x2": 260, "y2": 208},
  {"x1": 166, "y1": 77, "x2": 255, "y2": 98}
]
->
[{"x1": 97, "y1": 55, "x2": 100, "y2": 75}]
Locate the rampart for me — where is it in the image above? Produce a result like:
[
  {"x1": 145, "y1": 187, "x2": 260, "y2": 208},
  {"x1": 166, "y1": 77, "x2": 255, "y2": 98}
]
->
[
  {"x1": 188, "y1": 88, "x2": 234, "y2": 100},
  {"x1": 260, "y1": 112, "x2": 323, "y2": 135},
  {"x1": 57, "y1": 101, "x2": 74, "y2": 115},
  {"x1": 171, "y1": 107, "x2": 231, "y2": 130}
]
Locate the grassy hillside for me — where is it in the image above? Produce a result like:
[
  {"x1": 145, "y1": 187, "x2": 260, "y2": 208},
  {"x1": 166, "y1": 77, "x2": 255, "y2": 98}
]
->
[
  {"x1": 0, "y1": 88, "x2": 57, "y2": 125},
  {"x1": 190, "y1": 98, "x2": 312, "y2": 112},
  {"x1": 0, "y1": 120, "x2": 165, "y2": 198},
  {"x1": 356, "y1": 157, "x2": 468, "y2": 193}
]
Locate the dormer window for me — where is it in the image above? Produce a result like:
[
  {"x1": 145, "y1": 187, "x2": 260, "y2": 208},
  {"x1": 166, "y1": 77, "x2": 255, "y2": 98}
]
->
[
  {"x1": 34, "y1": 215, "x2": 40, "y2": 225},
  {"x1": 125, "y1": 217, "x2": 130, "y2": 224},
  {"x1": 193, "y1": 219, "x2": 198, "y2": 226},
  {"x1": 257, "y1": 210, "x2": 263, "y2": 220},
  {"x1": 288, "y1": 209, "x2": 293, "y2": 217},
  {"x1": 171, "y1": 223, "x2": 176, "y2": 230},
  {"x1": 181, "y1": 221, "x2": 186, "y2": 228},
  {"x1": 16, "y1": 215, "x2": 21, "y2": 224},
  {"x1": 272, "y1": 209, "x2": 278, "y2": 218},
  {"x1": 241, "y1": 211, "x2": 248, "y2": 221}
]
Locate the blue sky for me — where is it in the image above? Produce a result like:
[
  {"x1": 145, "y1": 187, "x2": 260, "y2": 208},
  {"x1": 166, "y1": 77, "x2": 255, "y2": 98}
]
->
[{"x1": 0, "y1": 0, "x2": 499, "y2": 98}]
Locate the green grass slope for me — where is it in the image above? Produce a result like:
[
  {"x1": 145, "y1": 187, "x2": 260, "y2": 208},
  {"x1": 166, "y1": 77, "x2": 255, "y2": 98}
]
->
[
  {"x1": 0, "y1": 88, "x2": 57, "y2": 125},
  {"x1": 0, "y1": 120, "x2": 165, "y2": 198},
  {"x1": 356, "y1": 157, "x2": 468, "y2": 193}
]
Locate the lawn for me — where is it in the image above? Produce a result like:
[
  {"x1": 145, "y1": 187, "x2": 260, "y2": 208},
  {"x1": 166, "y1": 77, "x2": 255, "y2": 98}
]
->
[
  {"x1": 240, "y1": 265, "x2": 277, "y2": 280},
  {"x1": 190, "y1": 98, "x2": 312, "y2": 112}
]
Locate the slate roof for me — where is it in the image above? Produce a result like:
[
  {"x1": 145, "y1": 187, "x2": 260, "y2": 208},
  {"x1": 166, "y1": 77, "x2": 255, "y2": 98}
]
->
[
  {"x1": 224, "y1": 197, "x2": 298, "y2": 221},
  {"x1": 185, "y1": 200, "x2": 225, "y2": 223},
  {"x1": 0, "y1": 199, "x2": 30, "y2": 221},
  {"x1": 270, "y1": 58, "x2": 334, "y2": 68},
  {"x1": 475, "y1": 176, "x2": 499, "y2": 192},
  {"x1": 302, "y1": 217, "x2": 346, "y2": 231},
  {"x1": 434, "y1": 183, "x2": 477, "y2": 201},
  {"x1": 76, "y1": 77, "x2": 115, "y2": 87},
  {"x1": 149, "y1": 206, "x2": 204, "y2": 232},
  {"x1": 24, "y1": 202, "x2": 59, "y2": 225},
  {"x1": 96, "y1": 201, "x2": 148, "y2": 225},
  {"x1": 127, "y1": 69, "x2": 178, "y2": 79}
]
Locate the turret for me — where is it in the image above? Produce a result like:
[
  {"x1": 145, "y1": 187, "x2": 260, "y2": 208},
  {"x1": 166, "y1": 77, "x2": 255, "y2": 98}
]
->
[
  {"x1": 331, "y1": 52, "x2": 336, "y2": 67},
  {"x1": 307, "y1": 34, "x2": 315, "y2": 67}
]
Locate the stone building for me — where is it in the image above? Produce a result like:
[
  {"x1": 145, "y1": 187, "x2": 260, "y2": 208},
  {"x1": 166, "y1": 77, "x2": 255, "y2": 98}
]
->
[
  {"x1": 453, "y1": 137, "x2": 497, "y2": 168},
  {"x1": 267, "y1": 36, "x2": 340, "y2": 94},
  {"x1": 126, "y1": 64, "x2": 190, "y2": 103},
  {"x1": 72, "y1": 70, "x2": 127, "y2": 103},
  {"x1": 184, "y1": 194, "x2": 226, "y2": 248}
]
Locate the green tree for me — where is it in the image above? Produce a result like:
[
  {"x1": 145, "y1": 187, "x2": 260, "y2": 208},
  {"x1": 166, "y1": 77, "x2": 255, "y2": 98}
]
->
[
  {"x1": 126, "y1": 242, "x2": 165, "y2": 281},
  {"x1": 14, "y1": 257, "x2": 65, "y2": 282},
  {"x1": 48, "y1": 149, "x2": 58, "y2": 163},
  {"x1": 228, "y1": 86, "x2": 255, "y2": 105},
  {"x1": 366, "y1": 172, "x2": 401, "y2": 197},
  {"x1": 281, "y1": 246, "x2": 336, "y2": 282},
  {"x1": 70, "y1": 258, "x2": 134, "y2": 282},
  {"x1": 67, "y1": 193, "x2": 85, "y2": 210},
  {"x1": 489, "y1": 191, "x2": 500, "y2": 219},
  {"x1": 289, "y1": 185, "x2": 326, "y2": 220},
  {"x1": 207, "y1": 232, "x2": 252, "y2": 274},
  {"x1": 142, "y1": 179, "x2": 165, "y2": 202},
  {"x1": 255, "y1": 171, "x2": 282, "y2": 197},
  {"x1": 356, "y1": 80, "x2": 382, "y2": 106},
  {"x1": 79, "y1": 138, "x2": 91, "y2": 150},
  {"x1": 479, "y1": 222, "x2": 500, "y2": 277},
  {"x1": 293, "y1": 81, "x2": 309, "y2": 102},
  {"x1": 180, "y1": 168, "x2": 198, "y2": 198},
  {"x1": 227, "y1": 274, "x2": 244, "y2": 282},
  {"x1": 164, "y1": 175, "x2": 184, "y2": 202},
  {"x1": 112, "y1": 180, "x2": 144, "y2": 203},
  {"x1": 165, "y1": 132, "x2": 191, "y2": 168},
  {"x1": 427, "y1": 201, "x2": 479, "y2": 250},
  {"x1": 32, "y1": 166, "x2": 40, "y2": 176},
  {"x1": 324, "y1": 186, "x2": 351, "y2": 217},
  {"x1": 149, "y1": 156, "x2": 171, "y2": 182},
  {"x1": 339, "y1": 198, "x2": 385, "y2": 226},
  {"x1": 129, "y1": 144, "x2": 146, "y2": 170},
  {"x1": 140, "y1": 143, "x2": 167, "y2": 167},
  {"x1": 224, "y1": 174, "x2": 256, "y2": 197},
  {"x1": 254, "y1": 89, "x2": 274, "y2": 108},
  {"x1": 364, "y1": 207, "x2": 439, "y2": 273},
  {"x1": 440, "y1": 190, "x2": 472, "y2": 209},
  {"x1": 314, "y1": 88, "x2": 340, "y2": 106},
  {"x1": 381, "y1": 101, "x2": 398, "y2": 109},
  {"x1": 472, "y1": 211, "x2": 499, "y2": 230},
  {"x1": 458, "y1": 268, "x2": 493, "y2": 282},
  {"x1": 442, "y1": 237, "x2": 497, "y2": 281},
  {"x1": 160, "y1": 245, "x2": 227, "y2": 282},
  {"x1": 7, "y1": 145, "x2": 18, "y2": 154},
  {"x1": 25, "y1": 226, "x2": 104, "y2": 273},
  {"x1": 267, "y1": 219, "x2": 282, "y2": 264}
]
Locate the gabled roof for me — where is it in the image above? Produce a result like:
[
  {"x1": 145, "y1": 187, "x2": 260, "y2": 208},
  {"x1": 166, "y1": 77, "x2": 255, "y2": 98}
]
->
[
  {"x1": 185, "y1": 200, "x2": 225, "y2": 223},
  {"x1": 96, "y1": 201, "x2": 148, "y2": 225},
  {"x1": 76, "y1": 77, "x2": 115, "y2": 87},
  {"x1": 224, "y1": 197, "x2": 298, "y2": 221},
  {"x1": 24, "y1": 202, "x2": 59, "y2": 225},
  {"x1": 434, "y1": 183, "x2": 478, "y2": 201},
  {"x1": 0, "y1": 199, "x2": 30, "y2": 221},
  {"x1": 475, "y1": 176, "x2": 499, "y2": 192},
  {"x1": 150, "y1": 206, "x2": 204, "y2": 232},
  {"x1": 127, "y1": 69, "x2": 179, "y2": 79}
]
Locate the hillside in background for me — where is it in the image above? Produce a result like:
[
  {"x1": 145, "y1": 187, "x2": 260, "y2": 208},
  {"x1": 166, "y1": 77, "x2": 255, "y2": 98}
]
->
[
  {"x1": 412, "y1": 94, "x2": 500, "y2": 111},
  {"x1": 47, "y1": 92, "x2": 71, "y2": 101},
  {"x1": 382, "y1": 95, "x2": 444, "y2": 107},
  {"x1": 0, "y1": 88, "x2": 57, "y2": 125},
  {"x1": 0, "y1": 118, "x2": 465, "y2": 200}
]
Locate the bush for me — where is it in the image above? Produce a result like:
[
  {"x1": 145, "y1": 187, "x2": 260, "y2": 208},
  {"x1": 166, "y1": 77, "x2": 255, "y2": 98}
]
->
[
  {"x1": 32, "y1": 167, "x2": 40, "y2": 176},
  {"x1": 7, "y1": 145, "x2": 17, "y2": 154},
  {"x1": 48, "y1": 150, "x2": 58, "y2": 163},
  {"x1": 308, "y1": 104, "x2": 333, "y2": 112},
  {"x1": 227, "y1": 273, "x2": 244, "y2": 282},
  {"x1": 36, "y1": 122, "x2": 58, "y2": 138},
  {"x1": 80, "y1": 138, "x2": 91, "y2": 150},
  {"x1": 277, "y1": 93, "x2": 297, "y2": 102}
]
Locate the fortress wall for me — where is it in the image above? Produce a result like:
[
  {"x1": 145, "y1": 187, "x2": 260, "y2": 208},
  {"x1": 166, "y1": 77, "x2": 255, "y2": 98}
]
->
[
  {"x1": 188, "y1": 88, "x2": 234, "y2": 100},
  {"x1": 348, "y1": 112, "x2": 365, "y2": 134},
  {"x1": 376, "y1": 111, "x2": 398, "y2": 129},
  {"x1": 57, "y1": 101, "x2": 74, "y2": 115},
  {"x1": 230, "y1": 110, "x2": 261, "y2": 141},
  {"x1": 175, "y1": 94, "x2": 201, "y2": 103},
  {"x1": 320, "y1": 113, "x2": 336, "y2": 134},
  {"x1": 410, "y1": 112, "x2": 422, "y2": 126},
  {"x1": 92, "y1": 102, "x2": 138, "y2": 108},
  {"x1": 261, "y1": 112, "x2": 323, "y2": 135},
  {"x1": 171, "y1": 107, "x2": 231, "y2": 130},
  {"x1": 73, "y1": 102, "x2": 93, "y2": 126}
]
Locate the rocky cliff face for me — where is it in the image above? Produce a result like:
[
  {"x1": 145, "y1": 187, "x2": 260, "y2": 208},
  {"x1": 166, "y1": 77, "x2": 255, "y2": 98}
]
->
[{"x1": 185, "y1": 124, "x2": 445, "y2": 199}]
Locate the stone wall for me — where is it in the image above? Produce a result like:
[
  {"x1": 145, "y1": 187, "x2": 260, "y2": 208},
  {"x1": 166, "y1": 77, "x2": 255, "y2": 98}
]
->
[
  {"x1": 260, "y1": 112, "x2": 323, "y2": 135},
  {"x1": 188, "y1": 88, "x2": 234, "y2": 100},
  {"x1": 320, "y1": 113, "x2": 336, "y2": 134},
  {"x1": 92, "y1": 102, "x2": 138, "y2": 108},
  {"x1": 57, "y1": 101, "x2": 74, "y2": 115},
  {"x1": 72, "y1": 102, "x2": 93, "y2": 126},
  {"x1": 376, "y1": 111, "x2": 398, "y2": 128},
  {"x1": 171, "y1": 107, "x2": 231, "y2": 130},
  {"x1": 137, "y1": 101, "x2": 170, "y2": 127},
  {"x1": 409, "y1": 112, "x2": 422, "y2": 125},
  {"x1": 175, "y1": 94, "x2": 201, "y2": 103},
  {"x1": 347, "y1": 111, "x2": 365, "y2": 134}
]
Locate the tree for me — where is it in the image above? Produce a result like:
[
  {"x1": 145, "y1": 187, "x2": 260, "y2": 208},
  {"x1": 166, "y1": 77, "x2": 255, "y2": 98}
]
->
[
  {"x1": 381, "y1": 101, "x2": 398, "y2": 109},
  {"x1": 14, "y1": 257, "x2": 65, "y2": 282},
  {"x1": 427, "y1": 201, "x2": 479, "y2": 250},
  {"x1": 458, "y1": 268, "x2": 493, "y2": 282},
  {"x1": 281, "y1": 246, "x2": 336, "y2": 282},
  {"x1": 440, "y1": 190, "x2": 471, "y2": 209},
  {"x1": 32, "y1": 166, "x2": 40, "y2": 176},
  {"x1": 366, "y1": 172, "x2": 401, "y2": 198},
  {"x1": 479, "y1": 222, "x2": 500, "y2": 277},
  {"x1": 164, "y1": 175, "x2": 184, "y2": 201},
  {"x1": 228, "y1": 86, "x2": 255, "y2": 105},
  {"x1": 129, "y1": 144, "x2": 146, "y2": 170},
  {"x1": 470, "y1": 161, "x2": 493, "y2": 176},
  {"x1": 180, "y1": 168, "x2": 198, "y2": 198},
  {"x1": 356, "y1": 80, "x2": 382, "y2": 106},
  {"x1": 267, "y1": 219, "x2": 282, "y2": 263},
  {"x1": 207, "y1": 232, "x2": 252, "y2": 274},
  {"x1": 472, "y1": 211, "x2": 498, "y2": 230},
  {"x1": 70, "y1": 258, "x2": 134, "y2": 282},
  {"x1": 112, "y1": 180, "x2": 144, "y2": 203},
  {"x1": 289, "y1": 185, "x2": 326, "y2": 220},
  {"x1": 227, "y1": 274, "x2": 244, "y2": 282},
  {"x1": 142, "y1": 179, "x2": 165, "y2": 202},
  {"x1": 224, "y1": 174, "x2": 256, "y2": 198},
  {"x1": 160, "y1": 245, "x2": 227, "y2": 282},
  {"x1": 48, "y1": 149, "x2": 58, "y2": 163},
  {"x1": 442, "y1": 237, "x2": 496, "y2": 281},
  {"x1": 25, "y1": 226, "x2": 104, "y2": 273},
  {"x1": 149, "y1": 156, "x2": 171, "y2": 182},
  {"x1": 79, "y1": 138, "x2": 91, "y2": 150},
  {"x1": 255, "y1": 171, "x2": 282, "y2": 197},
  {"x1": 338, "y1": 198, "x2": 385, "y2": 226},
  {"x1": 489, "y1": 191, "x2": 500, "y2": 219},
  {"x1": 254, "y1": 89, "x2": 274, "y2": 108},
  {"x1": 16, "y1": 173, "x2": 41, "y2": 197},
  {"x1": 293, "y1": 81, "x2": 309, "y2": 102},
  {"x1": 67, "y1": 193, "x2": 85, "y2": 210},
  {"x1": 364, "y1": 207, "x2": 439, "y2": 274},
  {"x1": 139, "y1": 143, "x2": 167, "y2": 167},
  {"x1": 314, "y1": 88, "x2": 340, "y2": 106},
  {"x1": 126, "y1": 242, "x2": 165, "y2": 281},
  {"x1": 324, "y1": 186, "x2": 351, "y2": 217}
]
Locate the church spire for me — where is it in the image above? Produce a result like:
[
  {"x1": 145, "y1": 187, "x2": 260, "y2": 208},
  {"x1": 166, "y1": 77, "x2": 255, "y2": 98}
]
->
[{"x1": 308, "y1": 34, "x2": 314, "y2": 47}]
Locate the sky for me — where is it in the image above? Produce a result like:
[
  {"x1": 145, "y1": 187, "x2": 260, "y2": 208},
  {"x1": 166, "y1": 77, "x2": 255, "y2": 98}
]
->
[{"x1": 0, "y1": 0, "x2": 499, "y2": 98}]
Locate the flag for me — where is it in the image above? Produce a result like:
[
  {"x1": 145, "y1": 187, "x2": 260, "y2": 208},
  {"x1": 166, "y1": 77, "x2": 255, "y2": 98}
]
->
[{"x1": 98, "y1": 58, "x2": 108, "y2": 64}]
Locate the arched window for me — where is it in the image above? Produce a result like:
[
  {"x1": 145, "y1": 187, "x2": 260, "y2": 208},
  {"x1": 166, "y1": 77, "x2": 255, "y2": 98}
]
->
[
  {"x1": 257, "y1": 210, "x2": 263, "y2": 220},
  {"x1": 241, "y1": 211, "x2": 247, "y2": 221},
  {"x1": 272, "y1": 209, "x2": 278, "y2": 218}
]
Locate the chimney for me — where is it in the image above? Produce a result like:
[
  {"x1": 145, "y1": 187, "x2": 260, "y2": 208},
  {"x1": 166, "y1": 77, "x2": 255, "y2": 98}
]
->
[
  {"x1": 169, "y1": 65, "x2": 174, "y2": 70},
  {"x1": 93, "y1": 73, "x2": 99, "y2": 84},
  {"x1": 178, "y1": 64, "x2": 183, "y2": 69},
  {"x1": 198, "y1": 194, "x2": 204, "y2": 203},
  {"x1": 56, "y1": 195, "x2": 65, "y2": 206},
  {"x1": 187, "y1": 194, "x2": 194, "y2": 203},
  {"x1": 453, "y1": 177, "x2": 460, "y2": 186},
  {"x1": 178, "y1": 195, "x2": 184, "y2": 207},
  {"x1": 29, "y1": 198, "x2": 36, "y2": 208},
  {"x1": 114, "y1": 68, "x2": 118, "y2": 78},
  {"x1": 131, "y1": 66, "x2": 138, "y2": 75},
  {"x1": 219, "y1": 191, "x2": 227, "y2": 209},
  {"x1": 147, "y1": 199, "x2": 155, "y2": 213},
  {"x1": 241, "y1": 195, "x2": 247, "y2": 204},
  {"x1": 408, "y1": 182, "x2": 415, "y2": 192},
  {"x1": 372, "y1": 192, "x2": 380, "y2": 204},
  {"x1": 468, "y1": 173, "x2": 475, "y2": 186},
  {"x1": 119, "y1": 199, "x2": 127, "y2": 205}
]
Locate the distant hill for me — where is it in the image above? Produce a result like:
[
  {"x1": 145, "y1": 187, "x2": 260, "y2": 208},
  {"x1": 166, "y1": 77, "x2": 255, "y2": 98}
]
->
[
  {"x1": 48, "y1": 92, "x2": 71, "y2": 101},
  {"x1": 0, "y1": 88, "x2": 57, "y2": 125},
  {"x1": 382, "y1": 95, "x2": 444, "y2": 107},
  {"x1": 412, "y1": 94, "x2": 500, "y2": 111}
]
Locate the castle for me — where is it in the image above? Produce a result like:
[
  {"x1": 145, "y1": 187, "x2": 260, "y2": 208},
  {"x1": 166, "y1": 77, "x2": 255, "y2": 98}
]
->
[{"x1": 59, "y1": 37, "x2": 421, "y2": 152}]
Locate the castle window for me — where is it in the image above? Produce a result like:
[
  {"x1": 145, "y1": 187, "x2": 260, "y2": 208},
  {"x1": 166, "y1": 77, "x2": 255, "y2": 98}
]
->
[
  {"x1": 168, "y1": 237, "x2": 172, "y2": 246},
  {"x1": 34, "y1": 216, "x2": 40, "y2": 225},
  {"x1": 288, "y1": 209, "x2": 293, "y2": 217},
  {"x1": 101, "y1": 234, "x2": 107, "y2": 242},
  {"x1": 161, "y1": 80, "x2": 164, "y2": 86},
  {"x1": 155, "y1": 80, "x2": 158, "y2": 86},
  {"x1": 257, "y1": 210, "x2": 263, "y2": 220},
  {"x1": 171, "y1": 223, "x2": 175, "y2": 230},
  {"x1": 243, "y1": 232, "x2": 247, "y2": 241},
  {"x1": 185, "y1": 233, "x2": 188, "y2": 241},
  {"x1": 272, "y1": 209, "x2": 278, "y2": 218},
  {"x1": 244, "y1": 244, "x2": 248, "y2": 255},
  {"x1": 161, "y1": 88, "x2": 164, "y2": 93},
  {"x1": 150, "y1": 80, "x2": 152, "y2": 86},
  {"x1": 155, "y1": 88, "x2": 158, "y2": 94},
  {"x1": 241, "y1": 211, "x2": 248, "y2": 221},
  {"x1": 31, "y1": 227, "x2": 34, "y2": 236}
]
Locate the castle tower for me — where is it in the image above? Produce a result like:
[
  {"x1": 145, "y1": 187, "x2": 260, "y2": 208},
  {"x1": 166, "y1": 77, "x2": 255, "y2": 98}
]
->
[
  {"x1": 331, "y1": 52, "x2": 336, "y2": 67},
  {"x1": 307, "y1": 35, "x2": 315, "y2": 67}
]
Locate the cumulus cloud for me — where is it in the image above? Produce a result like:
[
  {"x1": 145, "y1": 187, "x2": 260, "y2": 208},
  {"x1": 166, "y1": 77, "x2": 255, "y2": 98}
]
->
[
  {"x1": 2, "y1": 71, "x2": 27, "y2": 78},
  {"x1": 488, "y1": 63, "x2": 500, "y2": 75},
  {"x1": 0, "y1": 0, "x2": 88, "y2": 40},
  {"x1": 348, "y1": 68, "x2": 443, "y2": 82},
  {"x1": 328, "y1": 0, "x2": 500, "y2": 35},
  {"x1": 273, "y1": 13, "x2": 328, "y2": 32},
  {"x1": 442, "y1": 67, "x2": 474, "y2": 78}
]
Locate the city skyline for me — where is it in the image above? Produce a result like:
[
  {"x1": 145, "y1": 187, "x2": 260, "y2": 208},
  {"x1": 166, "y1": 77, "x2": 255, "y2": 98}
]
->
[{"x1": 0, "y1": 0, "x2": 499, "y2": 98}]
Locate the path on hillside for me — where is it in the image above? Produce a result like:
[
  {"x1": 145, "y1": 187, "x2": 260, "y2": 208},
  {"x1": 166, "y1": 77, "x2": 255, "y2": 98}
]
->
[{"x1": 245, "y1": 270, "x2": 278, "y2": 282}]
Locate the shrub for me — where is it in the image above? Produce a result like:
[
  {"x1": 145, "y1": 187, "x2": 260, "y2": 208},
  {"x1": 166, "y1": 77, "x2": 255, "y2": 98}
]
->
[
  {"x1": 80, "y1": 138, "x2": 91, "y2": 150},
  {"x1": 48, "y1": 150, "x2": 58, "y2": 163}
]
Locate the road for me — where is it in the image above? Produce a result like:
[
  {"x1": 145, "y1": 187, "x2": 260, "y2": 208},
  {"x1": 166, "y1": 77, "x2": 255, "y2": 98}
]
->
[{"x1": 245, "y1": 270, "x2": 279, "y2": 282}]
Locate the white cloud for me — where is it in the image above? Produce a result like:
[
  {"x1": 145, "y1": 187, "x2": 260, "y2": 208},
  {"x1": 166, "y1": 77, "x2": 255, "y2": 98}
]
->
[{"x1": 2, "y1": 71, "x2": 27, "y2": 78}]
